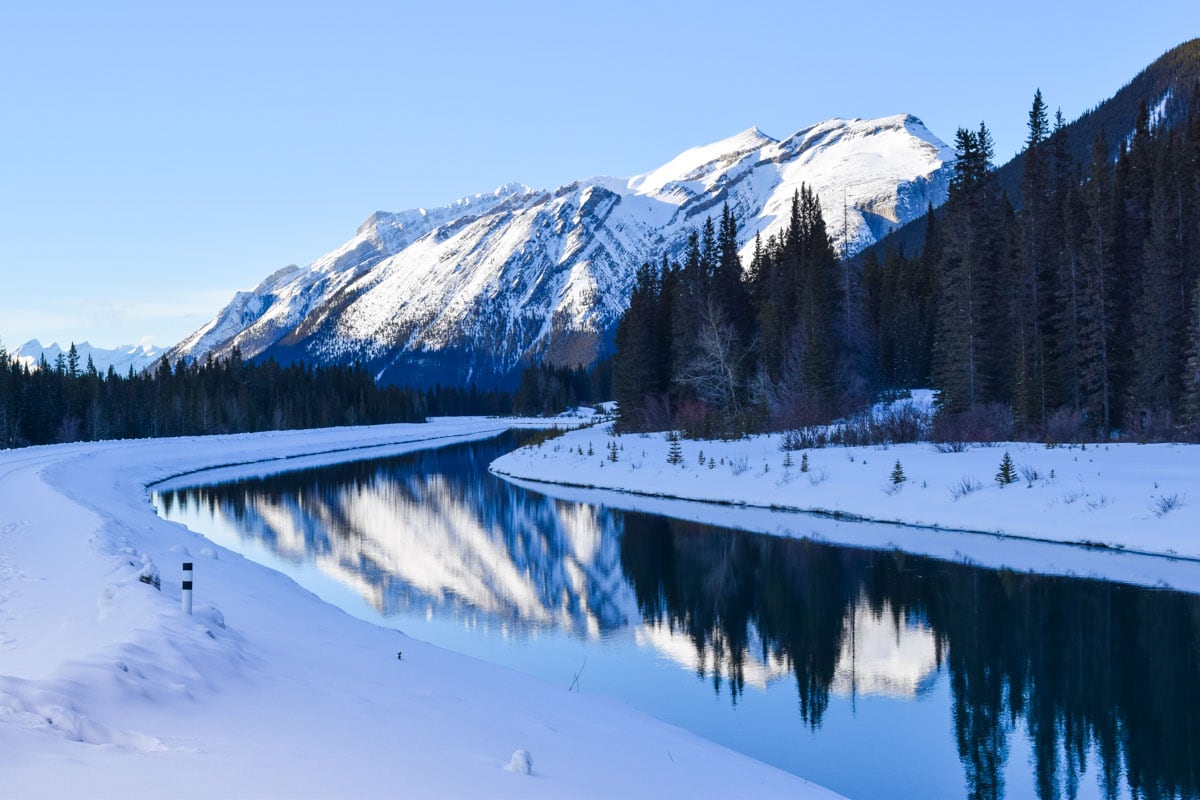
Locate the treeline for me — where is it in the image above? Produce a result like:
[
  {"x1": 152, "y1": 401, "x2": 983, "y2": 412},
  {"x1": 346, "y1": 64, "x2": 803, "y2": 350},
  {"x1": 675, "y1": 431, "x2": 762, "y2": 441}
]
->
[
  {"x1": 866, "y1": 88, "x2": 1200, "y2": 439},
  {"x1": 614, "y1": 194, "x2": 854, "y2": 436},
  {"x1": 0, "y1": 346, "x2": 485, "y2": 448},
  {"x1": 512, "y1": 359, "x2": 612, "y2": 416},
  {"x1": 615, "y1": 87, "x2": 1200, "y2": 441}
]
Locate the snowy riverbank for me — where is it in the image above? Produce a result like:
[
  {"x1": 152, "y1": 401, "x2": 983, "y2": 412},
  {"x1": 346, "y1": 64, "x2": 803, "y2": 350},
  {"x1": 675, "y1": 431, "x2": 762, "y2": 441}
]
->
[
  {"x1": 0, "y1": 420, "x2": 839, "y2": 799},
  {"x1": 490, "y1": 425, "x2": 1200, "y2": 592}
]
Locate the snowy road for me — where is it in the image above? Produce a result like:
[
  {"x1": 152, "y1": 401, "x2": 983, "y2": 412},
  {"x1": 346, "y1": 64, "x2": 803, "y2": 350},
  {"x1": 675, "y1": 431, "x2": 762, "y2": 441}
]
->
[{"x1": 0, "y1": 421, "x2": 839, "y2": 799}]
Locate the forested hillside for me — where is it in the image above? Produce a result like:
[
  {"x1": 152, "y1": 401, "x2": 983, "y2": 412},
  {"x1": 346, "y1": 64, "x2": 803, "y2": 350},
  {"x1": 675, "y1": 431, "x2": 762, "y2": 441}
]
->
[
  {"x1": 865, "y1": 85, "x2": 1200, "y2": 438},
  {"x1": 866, "y1": 38, "x2": 1200, "y2": 258},
  {"x1": 612, "y1": 45, "x2": 1200, "y2": 441}
]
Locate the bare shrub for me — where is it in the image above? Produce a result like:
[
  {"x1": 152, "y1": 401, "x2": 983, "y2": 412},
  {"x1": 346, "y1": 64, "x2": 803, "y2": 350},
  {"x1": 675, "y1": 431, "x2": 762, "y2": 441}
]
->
[
  {"x1": 1018, "y1": 463, "x2": 1041, "y2": 484},
  {"x1": 728, "y1": 457, "x2": 750, "y2": 476},
  {"x1": 1151, "y1": 493, "x2": 1186, "y2": 517},
  {"x1": 875, "y1": 403, "x2": 931, "y2": 444},
  {"x1": 1123, "y1": 408, "x2": 1177, "y2": 443},
  {"x1": 1060, "y1": 489, "x2": 1084, "y2": 505},
  {"x1": 1177, "y1": 418, "x2": 1200, "y2": 444},
  {"x1": 779, "y1": 403, "x2": 932, "y2": 452},
  {"x1": 1043, "y1": 407, "x2": 1086, "y2": 445},
  {"x1": 932, "y1": 403, "x2": 1014, "y2": 447},
  {"x1": 949, "y1": 475, "x2": 983, "y2": 500},
  {"x1": 638, "y1": 394, "x2": 672, "y2": 432},
  {"x1": 782, "y1": 427, "x2": 829, "y2": 451},
  {"x1": 676, "y1": 399, "x2": 717, "y2": 439}
]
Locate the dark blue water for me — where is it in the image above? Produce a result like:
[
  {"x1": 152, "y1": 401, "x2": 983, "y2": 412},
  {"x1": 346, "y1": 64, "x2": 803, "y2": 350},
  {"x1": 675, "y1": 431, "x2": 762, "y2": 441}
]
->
[{"x1": 153, "y1": 432, "x2": 1200, "y2": 800}]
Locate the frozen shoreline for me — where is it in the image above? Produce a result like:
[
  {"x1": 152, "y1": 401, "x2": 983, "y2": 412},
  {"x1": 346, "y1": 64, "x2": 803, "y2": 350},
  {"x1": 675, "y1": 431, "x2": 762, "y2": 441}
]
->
[
  {"x1": 0, "y1": 420, "x2": 839, "y2": 799},
  {"x1": 490, "y1": 425, "x2": 1200, "y2": 593}
]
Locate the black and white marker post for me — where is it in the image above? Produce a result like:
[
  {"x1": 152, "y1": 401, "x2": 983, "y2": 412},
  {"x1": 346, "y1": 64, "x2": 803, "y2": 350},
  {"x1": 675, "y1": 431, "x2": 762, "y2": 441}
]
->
[{"x1": 182, "y1": 562, "x2": 193, "y2": 615}]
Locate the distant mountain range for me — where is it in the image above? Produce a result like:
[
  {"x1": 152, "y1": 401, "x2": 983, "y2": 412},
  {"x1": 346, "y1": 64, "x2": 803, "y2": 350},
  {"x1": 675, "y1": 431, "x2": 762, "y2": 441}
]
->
[
  {"x1": 165, "y1": 114, "x2": 955, "y2": 387},
  {"x1": 12, "y1": 340, "x2": 163, "y2": 375}
]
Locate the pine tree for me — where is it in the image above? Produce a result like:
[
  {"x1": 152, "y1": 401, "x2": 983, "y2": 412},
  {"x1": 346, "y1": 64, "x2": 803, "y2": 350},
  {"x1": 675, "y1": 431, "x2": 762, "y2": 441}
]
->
[
  {"x1": 1078, "y1": 133, "x2": 1118, "y2": 432},
  {"x1": 671, "y1": 231, "x2": 706, "y2": 404},
  {"x1": 613, "y1": 261, "x2": 667, "y2": 427},
  {"x1": 715, "y1": 203, "x2": 753, "y2": 349},
  {"x1": 890, "y1": 459, "x2": 906, "y2": 485},
  {"x1": 1013, "y1": 90, "x2": 1055, "y2": 427},
  {"x1": 996, "y1": 452, "x2": 1016, "y2": 486},
  {"x1": 1132, "y1": 130, "x2": 1187, "y2": 416},
  {"x1": 66, "y1": 343, "x2": 80, "y2": 379},
  {"x1": 934, "y1": 126, "x2": 1000, "y2": 413},
  {"x1": 797, "y1": 185, "x2": 843, "y2": 402},
  {"x1": 1182, "y1": 273, "x2": 1200, "y2": 422},
  {"x1": 666, "y1": 431, "x2": 683, "y2": 465}
]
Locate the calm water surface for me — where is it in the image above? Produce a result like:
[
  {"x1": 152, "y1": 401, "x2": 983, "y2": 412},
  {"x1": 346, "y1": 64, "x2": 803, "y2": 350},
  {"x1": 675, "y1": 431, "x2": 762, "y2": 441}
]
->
[{"x1": 153, "y1": 433, "x2": 1200, "y2": 800}]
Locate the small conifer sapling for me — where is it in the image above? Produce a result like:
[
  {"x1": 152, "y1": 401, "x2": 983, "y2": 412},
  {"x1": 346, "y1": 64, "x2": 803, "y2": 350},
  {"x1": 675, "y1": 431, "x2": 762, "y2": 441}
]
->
[
  {"x1": 996, "y1": 451, "x2": 1017, "y2": 486},
  {"x1": 667, "y1": 431, "x2": 684, "y2": 465}
]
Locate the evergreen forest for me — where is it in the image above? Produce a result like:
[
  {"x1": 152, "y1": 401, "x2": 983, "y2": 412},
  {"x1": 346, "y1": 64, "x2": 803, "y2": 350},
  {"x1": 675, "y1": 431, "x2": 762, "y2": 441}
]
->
[
  {"x1": 612, "y1": 87, "x2": 1200, "y2": 442},
  {"x1": 0, "y1": 346, "x2": 508, "y2": 448}
]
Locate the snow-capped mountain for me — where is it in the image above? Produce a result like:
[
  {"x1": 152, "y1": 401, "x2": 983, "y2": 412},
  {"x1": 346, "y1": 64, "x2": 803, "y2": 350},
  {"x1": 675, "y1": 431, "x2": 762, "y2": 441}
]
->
[
  {"x1": 168, "y1": 114, "x2": 954, "y2": 386},
  {"x1": 12, "y1": 339, "x2": 163, "y2": 375}
]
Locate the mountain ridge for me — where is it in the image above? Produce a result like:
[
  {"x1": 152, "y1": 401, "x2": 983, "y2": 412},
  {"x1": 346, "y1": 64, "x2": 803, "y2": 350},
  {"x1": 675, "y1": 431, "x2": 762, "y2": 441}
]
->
[
  {"x1": 12, "y1": 340, "x2": 163, "y2": 375},
  {"x1": 167, "y1": 113, "x2": 955, "y2": 387}
]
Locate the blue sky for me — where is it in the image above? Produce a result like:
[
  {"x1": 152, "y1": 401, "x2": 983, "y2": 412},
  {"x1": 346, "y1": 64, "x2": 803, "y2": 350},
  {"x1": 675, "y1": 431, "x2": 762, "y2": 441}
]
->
[{"x1": 1, "y1": 0, "x2": 1191, "y2": 350}]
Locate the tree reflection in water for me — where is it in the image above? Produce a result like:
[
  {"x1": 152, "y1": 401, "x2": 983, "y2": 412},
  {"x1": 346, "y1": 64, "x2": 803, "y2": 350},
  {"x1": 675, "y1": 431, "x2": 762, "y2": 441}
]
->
[{"x1": 159, "y1": 435, "x2": 1200, "y2": 800}]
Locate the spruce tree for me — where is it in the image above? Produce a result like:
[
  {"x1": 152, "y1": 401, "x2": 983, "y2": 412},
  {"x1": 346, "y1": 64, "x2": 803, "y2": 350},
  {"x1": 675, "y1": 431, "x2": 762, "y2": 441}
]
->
[
  {"x1": 1013, "y1": 90, "x2": 1055, "y2": 427},
  {"x1": 1182, "y1": 273, "x2": 1200, "y2": 423},
  {"x1": 666, "y1": 430, "x2": 683, "y2": 465},
  {"x1": 67, "y1": 343, "x2": 80, "y2": 379},
  {"x1": 613, "y1": 261, "x2": 666, "y2": 427},
  {"x1": 934, "y1": 125, "x2": 1000, "y2": 413},
  {"x1": 1132, "y1": 131, "x2": 1187, "y2": 416},
  {"x1": 1078, "y1": 133, "x2": 1118, "y2": 432},
  {"x1": 996, "y1": 452, "x2": 1016, "y2": 486}
]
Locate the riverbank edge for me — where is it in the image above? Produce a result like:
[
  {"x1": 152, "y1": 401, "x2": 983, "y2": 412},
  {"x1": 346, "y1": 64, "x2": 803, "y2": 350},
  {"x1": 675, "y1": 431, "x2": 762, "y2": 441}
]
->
[
  {"x1": 488, "y1": 425, "x2": 1200, "y2": 579},
  {"x1": 0, "y1": 420, "x2": 840, "y2": 799}
]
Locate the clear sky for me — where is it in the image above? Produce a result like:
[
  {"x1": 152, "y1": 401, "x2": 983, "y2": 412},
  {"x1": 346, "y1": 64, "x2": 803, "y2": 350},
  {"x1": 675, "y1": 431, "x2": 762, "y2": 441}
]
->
[{"x1": 1, "y1": 0, "x2": 1192, "y2": 351}]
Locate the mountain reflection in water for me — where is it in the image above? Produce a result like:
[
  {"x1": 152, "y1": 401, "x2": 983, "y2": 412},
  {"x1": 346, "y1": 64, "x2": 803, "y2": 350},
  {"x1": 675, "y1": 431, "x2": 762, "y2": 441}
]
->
[{"x1": 156, "y1": 434, "x2": 1200, "y2": 800}]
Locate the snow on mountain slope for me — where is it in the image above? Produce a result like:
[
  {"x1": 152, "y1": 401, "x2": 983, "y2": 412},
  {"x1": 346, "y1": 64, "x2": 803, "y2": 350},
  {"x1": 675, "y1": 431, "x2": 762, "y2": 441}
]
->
[
  {"x1": 12, "y1": 339, "x2": 163, "y2": 375},
  {"x1": 168, "y1": 115, "x2": 954, "y2": 385}
]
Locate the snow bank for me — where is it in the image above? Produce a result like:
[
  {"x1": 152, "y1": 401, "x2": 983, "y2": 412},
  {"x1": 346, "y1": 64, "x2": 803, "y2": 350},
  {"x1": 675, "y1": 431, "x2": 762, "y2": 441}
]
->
[
  {"x1": 0, "y1": 420, "x2": 838, "y2": 799},
  {"x1": 490, "y1": 426, "x2": 1200, "y2": 591}
]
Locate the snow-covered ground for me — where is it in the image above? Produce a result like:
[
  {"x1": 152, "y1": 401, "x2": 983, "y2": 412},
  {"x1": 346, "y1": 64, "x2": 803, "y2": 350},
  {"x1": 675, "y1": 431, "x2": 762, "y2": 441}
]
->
[
  {"x1": 0, "y1": 419, "x2": 839, "y2": 799},
  {"x1": 490, "y1": 423, "x2": 1200, "y2": 592}
]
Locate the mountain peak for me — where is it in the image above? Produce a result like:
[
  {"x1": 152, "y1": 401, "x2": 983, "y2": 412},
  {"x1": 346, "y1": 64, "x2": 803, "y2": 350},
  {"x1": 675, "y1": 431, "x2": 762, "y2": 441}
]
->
[
  {"x1": 13, "y1": 340, "x2": 163, "y2": 374},
  {"x1": 168, "y1": 112, "x2": 954, "y2": 386},
  {"x1": 627, "y1": 125, "x2": 776, "y2": 197}
]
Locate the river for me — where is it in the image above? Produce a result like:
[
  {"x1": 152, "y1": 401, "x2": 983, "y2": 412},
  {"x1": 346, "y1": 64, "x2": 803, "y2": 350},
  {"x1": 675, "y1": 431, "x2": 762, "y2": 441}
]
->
[{"x1": 153, "y1": 432, "x2": 1200, "y2": 800}]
